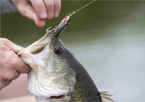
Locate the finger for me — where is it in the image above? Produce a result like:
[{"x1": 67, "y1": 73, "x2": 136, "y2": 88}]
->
[
  {"x1": 30, "y1": 0, "x2": 47, "y2": 19},
  {"x1": 0, "y1": 38, "x2": 24, "y2": 53},
  {"x1": 13, "y1": 1, "x2": 45, "y2": 27},
  {"x1": 53, "y1": 0, "x2": 61, "y2": 18},
  {"x1": 9, "y1": 51, "x2": 31, "y2": 73},
  {"x1": 0, "y1": 50, "x2": 31, "y2": 74},
  {"x1": 0, "y1": 69, "x2": 20, "y2": 80},
  {"x1": 34, "y1": 15, "x2": 46, "y2": 28},
  {"x1": 0, "y1": 80, "x2": 11, "y2": 90},
  {"x1": 21, "y1": 2, "x2": 46, "y2": 27},
  {"x1": 0, "y1": 42, "x2": 9, "y2": 51},
  {"x1": 16, "y1": 59, "x2": 31, "y2": 73},
  {"x1": 43, "y1": 0, "x2": 54, "y2": 19}
]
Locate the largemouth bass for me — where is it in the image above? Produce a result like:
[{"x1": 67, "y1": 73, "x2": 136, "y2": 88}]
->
[
  {"x1": 18, "y1": 16, "x2": 114, "y2": 102},
  {"x1": 18, "y1": 2, "x2": 114, "y2": 101}
]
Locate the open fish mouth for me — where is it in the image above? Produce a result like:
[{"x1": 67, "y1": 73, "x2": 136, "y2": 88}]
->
[
  {"x1": 18, "y1": 26, "x2": 76, "y2": 102},
  {"x1": 17, "y1": 15, "x2": 76, "y2": 102}
]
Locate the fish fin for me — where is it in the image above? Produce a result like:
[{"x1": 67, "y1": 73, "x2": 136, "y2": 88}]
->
[{"x1": 100, "y1": 91, "x2": 115, "y2": 102}]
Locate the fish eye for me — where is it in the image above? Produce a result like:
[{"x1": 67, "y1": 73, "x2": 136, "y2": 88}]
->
[{"x1": 54, "y1": 47, "x2": 63, "y2": 55}]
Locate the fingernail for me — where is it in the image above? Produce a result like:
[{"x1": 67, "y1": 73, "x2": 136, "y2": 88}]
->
[
  {"x1": 54, "y1": 11, "x2": 59, "y2": 18},
  {"x1": 40, "y1": 11, "x2": 47, "y2": 19},
  {"x1": 48, "y1": 11, "x2": 53, "y2": 19}
]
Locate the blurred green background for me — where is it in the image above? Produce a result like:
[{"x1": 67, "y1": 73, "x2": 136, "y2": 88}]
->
[{"x1": 1, "y1": 1, "x2": 145, "y2": 102}]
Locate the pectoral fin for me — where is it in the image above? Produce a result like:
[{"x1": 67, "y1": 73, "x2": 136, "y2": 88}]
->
[{"x1": 100, "y1": 91, "x2": 115, "y2": 102}]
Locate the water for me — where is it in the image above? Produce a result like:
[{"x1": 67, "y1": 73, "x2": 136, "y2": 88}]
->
[{"x1": 1, "y1": 1, "x2": 145, "y2": 102}]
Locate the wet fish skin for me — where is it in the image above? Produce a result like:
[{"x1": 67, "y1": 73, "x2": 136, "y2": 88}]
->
[
  {"x1": 69, "y1": 56, "x2": 102, "y2": 102},
  {"x1": 52, "y1": 39, "x2": 102, "y2": 102},
  {"x1": 49, "y1": 36, "x2": 102, "y2": 101},
  {"x1": 18, "y1": 29, "x2": 102, "y2": 102},
  {"x1": 18, "y1": 31, "x2": 102, "y2": 102}
]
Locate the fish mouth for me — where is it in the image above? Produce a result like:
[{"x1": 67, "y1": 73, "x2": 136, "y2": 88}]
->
[
  {"x1": 35, "y1": 94, "x2": 67, "y2": 102},
  {"x1": 22, "y1": 15, "x2": 71, "y2": 55},
  {"x1": 19, "y1": 16, "x2": 73, "y2": 102},
  {"x1": 36, "y1": 94, "x2": 69, "y2": 101},
  {"x1": 47, "y1": 95, "x2": 65, "y2": 100}
]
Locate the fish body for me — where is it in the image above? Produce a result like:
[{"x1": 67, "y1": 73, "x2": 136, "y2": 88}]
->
[{"x1": 18, "y1": 15, "x2": 114, "y2": 102}]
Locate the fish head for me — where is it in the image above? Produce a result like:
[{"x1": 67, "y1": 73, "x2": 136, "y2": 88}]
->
[
  {"x1": 18, "y1": 23, "x2": 76, "y2": 101},
  {"x1": 18, "y1": 16, "x2": 71, "y2": 71}
]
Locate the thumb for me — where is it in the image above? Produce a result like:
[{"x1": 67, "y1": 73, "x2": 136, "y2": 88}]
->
[
  {"x1": 1, "y1": 38, "x2": 25, "y2": 53},
  {"x1": 9, "y1": 44, "x2": 25, "y2": 53}
]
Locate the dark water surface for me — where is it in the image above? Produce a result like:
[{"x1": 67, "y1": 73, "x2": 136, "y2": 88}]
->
[{"x1": 1, "y1": 1, "x2": 145, "y2": 102}]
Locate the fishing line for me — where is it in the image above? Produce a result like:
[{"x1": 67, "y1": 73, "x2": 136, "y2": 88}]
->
[
  {"x1": 68, "y1": 0, "x2": 96, "y2": 17},
  {"x1": 75, "y1": 0, "x2": 96, "y2": 13}
]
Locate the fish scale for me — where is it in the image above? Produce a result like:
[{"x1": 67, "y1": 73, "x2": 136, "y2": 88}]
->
[{"x1": 68, "y1": 59, "x2": 102, "y2": 102}]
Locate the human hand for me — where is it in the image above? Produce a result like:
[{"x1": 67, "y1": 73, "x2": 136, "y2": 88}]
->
[
  {"x1": 11, "y1": 0, "x2": 61, "y2": 27},
  {"x1": 0, "y1": 38, "x2": 31, "y2": 90}
]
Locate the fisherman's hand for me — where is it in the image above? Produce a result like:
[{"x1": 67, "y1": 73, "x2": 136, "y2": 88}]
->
[
  {"x1": 11, "y1": 0, "x2": 61, "y2": 27},
  {"x1": 0, "y1": 38, "x2": 31, "y2": 90}
]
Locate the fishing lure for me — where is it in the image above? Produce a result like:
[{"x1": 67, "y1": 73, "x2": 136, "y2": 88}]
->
[{"x1": 47, "y1": 0, "x2": 96, "y2": 37}]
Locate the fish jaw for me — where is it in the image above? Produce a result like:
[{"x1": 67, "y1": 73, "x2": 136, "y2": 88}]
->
[{"x1": 18, "y1": 31, "x2": 52, "y2": 70}]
